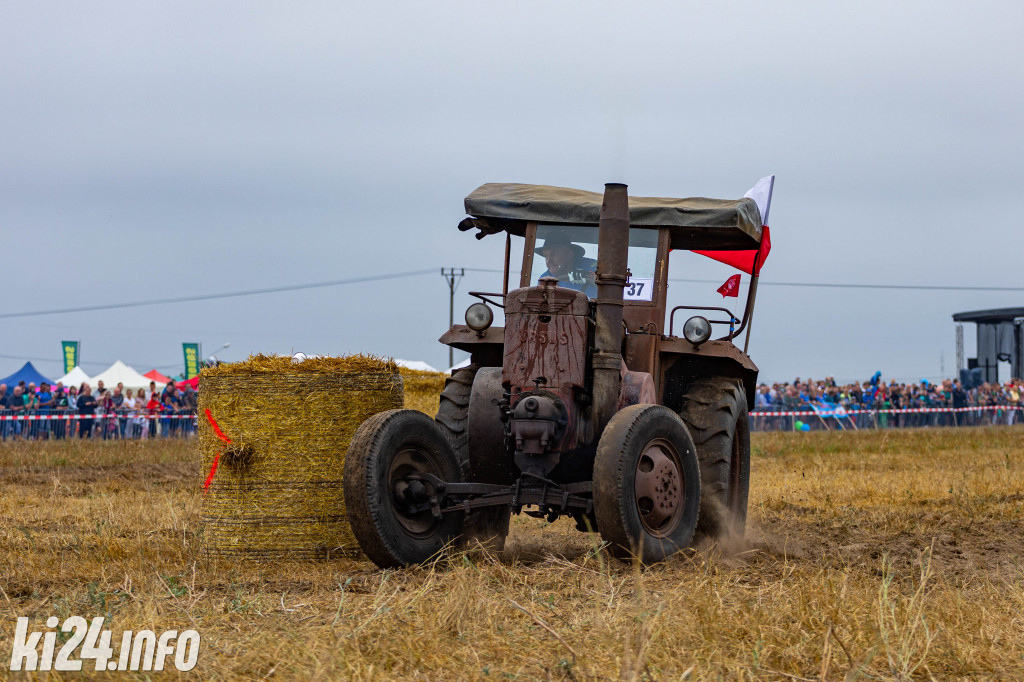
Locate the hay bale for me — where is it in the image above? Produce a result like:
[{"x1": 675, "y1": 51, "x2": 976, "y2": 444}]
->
[
  {"x1": 399, "y1": 367, "x2": 447, "y2": 415},
  {"x1": 198, "y1": 354, "x2": 402, "y2": 559}
]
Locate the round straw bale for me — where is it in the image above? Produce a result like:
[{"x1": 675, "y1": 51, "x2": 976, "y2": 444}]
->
[
  {"x1": 399, "y1": 367, "x2": 447, "y2": 415},
  {"x1": 198, "y1": 354, "x2": 402, "y2": 559}
]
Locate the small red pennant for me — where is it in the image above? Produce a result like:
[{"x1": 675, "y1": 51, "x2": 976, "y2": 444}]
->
[{"x1": 717, "y1": 274, "x2": 741, "y2": 298}]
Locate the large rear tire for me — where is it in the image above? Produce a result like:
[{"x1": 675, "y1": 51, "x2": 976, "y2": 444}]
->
[
  {"x1": 435, "y1": 365, "x2": 478, "y2": 469},
  {"x1": 593, "y1": 405, "x2": 701, "y2": 563},
  {"x1": 344, "y1": 409, "x2": 465, "y2": 568},
  {"x1": 678, "y1": 378, "x2": 750, "y2": 538},
  {"x1": 435, "y1": 366, "x2": 511, "y2": 552}
]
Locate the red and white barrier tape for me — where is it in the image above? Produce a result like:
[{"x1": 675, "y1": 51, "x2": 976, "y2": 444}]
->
[
  {"x1": 2, "y1": 407, "x2": 1019, "y2": 421},
  {"x1": 0, "y1": 413, "x2": 196, "y2": 421},
  {"x1": 751, "y1": 406, "x2": 1023, "y2": 417}
]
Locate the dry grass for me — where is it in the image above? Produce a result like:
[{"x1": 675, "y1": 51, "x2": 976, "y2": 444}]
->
[{"x1": 2, "y1": 427, "x2": 1023, "y2": 680}]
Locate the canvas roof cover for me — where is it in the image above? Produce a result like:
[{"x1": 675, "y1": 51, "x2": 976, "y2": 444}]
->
[{"x1": 463, "y1": 183, "x2": 764, "y2": 250}]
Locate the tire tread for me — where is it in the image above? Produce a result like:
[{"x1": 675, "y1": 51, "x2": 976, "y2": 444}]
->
[
  {"x1": 593, "y1": 405, "x2": 701, "y2": 563},
  {"x1": 677, "y1": 378, "x2": 749, "y2": 536},
  {"x1": 434, "y1": 365, "x2": 510, "y2": 551}
]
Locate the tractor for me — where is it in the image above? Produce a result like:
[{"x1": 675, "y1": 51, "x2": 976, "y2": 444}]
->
[{"x1": 344, "y1": 179, "x2": 774, "y2": 567}]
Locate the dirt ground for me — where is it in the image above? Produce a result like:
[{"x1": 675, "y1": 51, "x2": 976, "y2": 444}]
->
[{"x1": 1, "y1": 427, "x2": 1023, "y2": 680}]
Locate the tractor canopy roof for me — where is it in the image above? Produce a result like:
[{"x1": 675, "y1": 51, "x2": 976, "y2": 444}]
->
[{"x1": 461, "y1": 183, "x2": 764, "y2": 250}]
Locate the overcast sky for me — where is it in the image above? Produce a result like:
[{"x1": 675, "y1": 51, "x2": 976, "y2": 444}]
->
[{"x1": 2, "y1": 1, "x2": 1022, "y2": 384}]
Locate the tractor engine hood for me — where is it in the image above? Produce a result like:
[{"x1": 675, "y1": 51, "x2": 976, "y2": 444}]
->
[{"x1": 501, "y1": 277, "x2": 590, "y2": 396}]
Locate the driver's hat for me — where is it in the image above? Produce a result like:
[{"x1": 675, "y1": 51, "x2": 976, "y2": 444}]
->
[{"x1": 536, "y1": 230, "x2": 585, "y2": 259}]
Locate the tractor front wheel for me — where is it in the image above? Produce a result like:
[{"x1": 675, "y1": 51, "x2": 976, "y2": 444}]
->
[
  {"x1": 593, "y1": 404, "x2": 701, "y2": 563},
  {"x1": 344, "y1": 409, "x2": 465, "y2": 568},
  {"x1": 678, "y1": 378, "x2": 750, "y2": 539}
]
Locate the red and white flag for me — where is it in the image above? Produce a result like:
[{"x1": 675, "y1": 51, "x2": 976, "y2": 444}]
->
[
  {"x1": 693, "y1": 175, "x2": 774, "y2": 276},
  {"x1": 717, "y1": 274, "x2": 741, "y2": 297}
]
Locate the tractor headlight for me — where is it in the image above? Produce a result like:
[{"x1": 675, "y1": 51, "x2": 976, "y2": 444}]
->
[
  {"x1": 465, "y1": 302, "x2": 493, "y2": 331},
  {"x1": 682, "y1": 316, "x2": 712, "y2": 346}
]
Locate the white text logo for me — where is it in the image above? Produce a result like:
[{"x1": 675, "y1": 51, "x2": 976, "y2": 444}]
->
[{"x1": 10, "y1": 617, "x2": 199, "y2": 672}]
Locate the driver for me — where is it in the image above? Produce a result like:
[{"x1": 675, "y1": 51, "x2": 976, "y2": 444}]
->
[{"x1": 536, "y1": 231, "x2": 597, "y2": 297}]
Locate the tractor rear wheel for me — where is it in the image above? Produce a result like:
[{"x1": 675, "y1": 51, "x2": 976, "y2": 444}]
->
[
  {"x1": 435, "y1": 366, "x2": 511, "y2": 552},
  {"x1": 435, "y1": 365, "x2": 478, "y2": 470},
  {"x1": 678, "y1": 378, "x2": 750, "y2": 538},
  {"x1": 593, "y1": 404, "x2": 701, "y2": 563},
  {"x1": 344, "y1": 409, "x2": 465, "y2": 568}
]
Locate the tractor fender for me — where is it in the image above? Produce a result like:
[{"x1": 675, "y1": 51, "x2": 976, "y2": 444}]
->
[
  {"x1": 467, "y1": 367, "x2": 519, "y2": 484},
  {"x1": 659, "y1": 339, "x2": 760, "y2": 412},
  {"x1": 438, "y1": 325, "x2": 505, "y2": 368}
]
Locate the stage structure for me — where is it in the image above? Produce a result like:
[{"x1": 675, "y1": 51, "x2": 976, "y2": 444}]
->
[{"x1": 952, "y1": 307, "x2": 1024, "y2": 385}]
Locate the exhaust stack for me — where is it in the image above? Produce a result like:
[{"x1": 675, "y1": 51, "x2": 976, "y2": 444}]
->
[{"x1": 592, "y1": 182, "x2": 630, "y2": 430}]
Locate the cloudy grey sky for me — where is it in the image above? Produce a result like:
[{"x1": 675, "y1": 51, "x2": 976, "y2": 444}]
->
[{"x1": 2, "y1": 1, "x2": 1022, "y2": 383}]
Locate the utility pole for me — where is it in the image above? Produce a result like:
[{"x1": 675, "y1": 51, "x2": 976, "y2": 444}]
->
[
  {"x1": 955, "y1": 323, "x2": 964, "y2": 373},
  {"x1": 441, "y1": 268, "x2": 464, "y2": 369}
]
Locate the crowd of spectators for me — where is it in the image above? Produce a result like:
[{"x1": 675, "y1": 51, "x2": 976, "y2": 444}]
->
[
  {"x1": 0, "y1": 379, "x2": 198, "y2": 440},
  {"x1": 751, "y1": 372, "x2": 1022, "y2": 430},
  {"x1": 2, "y1": 369, "x2": 1021, "y2": 439}
]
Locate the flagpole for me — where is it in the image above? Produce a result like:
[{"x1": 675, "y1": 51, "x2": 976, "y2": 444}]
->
[
  {"x1": 741, "y1": 176, "x2": 770, "y2": 350},
  {"x1": 743, "y1": 275, "x2": 759, "y2": 354}
]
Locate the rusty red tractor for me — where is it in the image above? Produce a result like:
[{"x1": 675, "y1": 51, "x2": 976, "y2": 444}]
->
[{"x1": 345, "y1": 180, "x2": 773, "y2": 567}]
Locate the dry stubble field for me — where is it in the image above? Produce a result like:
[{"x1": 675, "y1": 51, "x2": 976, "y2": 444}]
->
[{"x1": 2, "y1": 426, "x2": 1023, "y2": 680}]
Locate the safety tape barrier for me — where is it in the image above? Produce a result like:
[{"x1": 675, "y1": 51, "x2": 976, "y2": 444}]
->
[
  {"x1": 0, "y1": 413, "x2": 197, "y2": 421},
  {"x1": 2, "y1": 406, "x2": 1019, "y2": 421},
  {"x1": 751, "y1": 406, "x2": 1024, "y2": 418}
]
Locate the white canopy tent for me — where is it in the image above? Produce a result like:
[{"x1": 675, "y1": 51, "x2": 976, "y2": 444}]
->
[
  {"x1": 56, "y1": 366, "x2": 91, "y2": 387},
  {"x1": 394, "y1": 359, "x2": 440, "y2": 373},
  {"x1": 88, "y1": 360, "x2": 166, "y2": 392}
]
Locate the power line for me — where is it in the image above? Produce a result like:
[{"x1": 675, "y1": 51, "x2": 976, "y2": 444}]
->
[
  {"x1": 3, "y1": 266, "x2": 1020, "y2": 322},
  {"x1": 0, "y1": 269, "x2": 437, "y2": 320}
]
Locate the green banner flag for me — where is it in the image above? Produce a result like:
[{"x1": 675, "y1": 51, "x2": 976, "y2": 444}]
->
[
  {"x1": 183, "y1": 343, "x2": 201, "y2": 380},
  {"x1": 61, "y1": 341, "x2": 79, "y2": 375}
]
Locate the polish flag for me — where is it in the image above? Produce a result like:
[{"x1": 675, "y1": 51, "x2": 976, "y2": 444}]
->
[
  {"x1": 717, "y1": 274, "x2": 741, "y2": 297},
  {"x1": 694, "y1": 175, "x2": 774, "y2": 275},
  {"x1": 696, "y1": 225, "x2": 771, "y2": 275}
]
